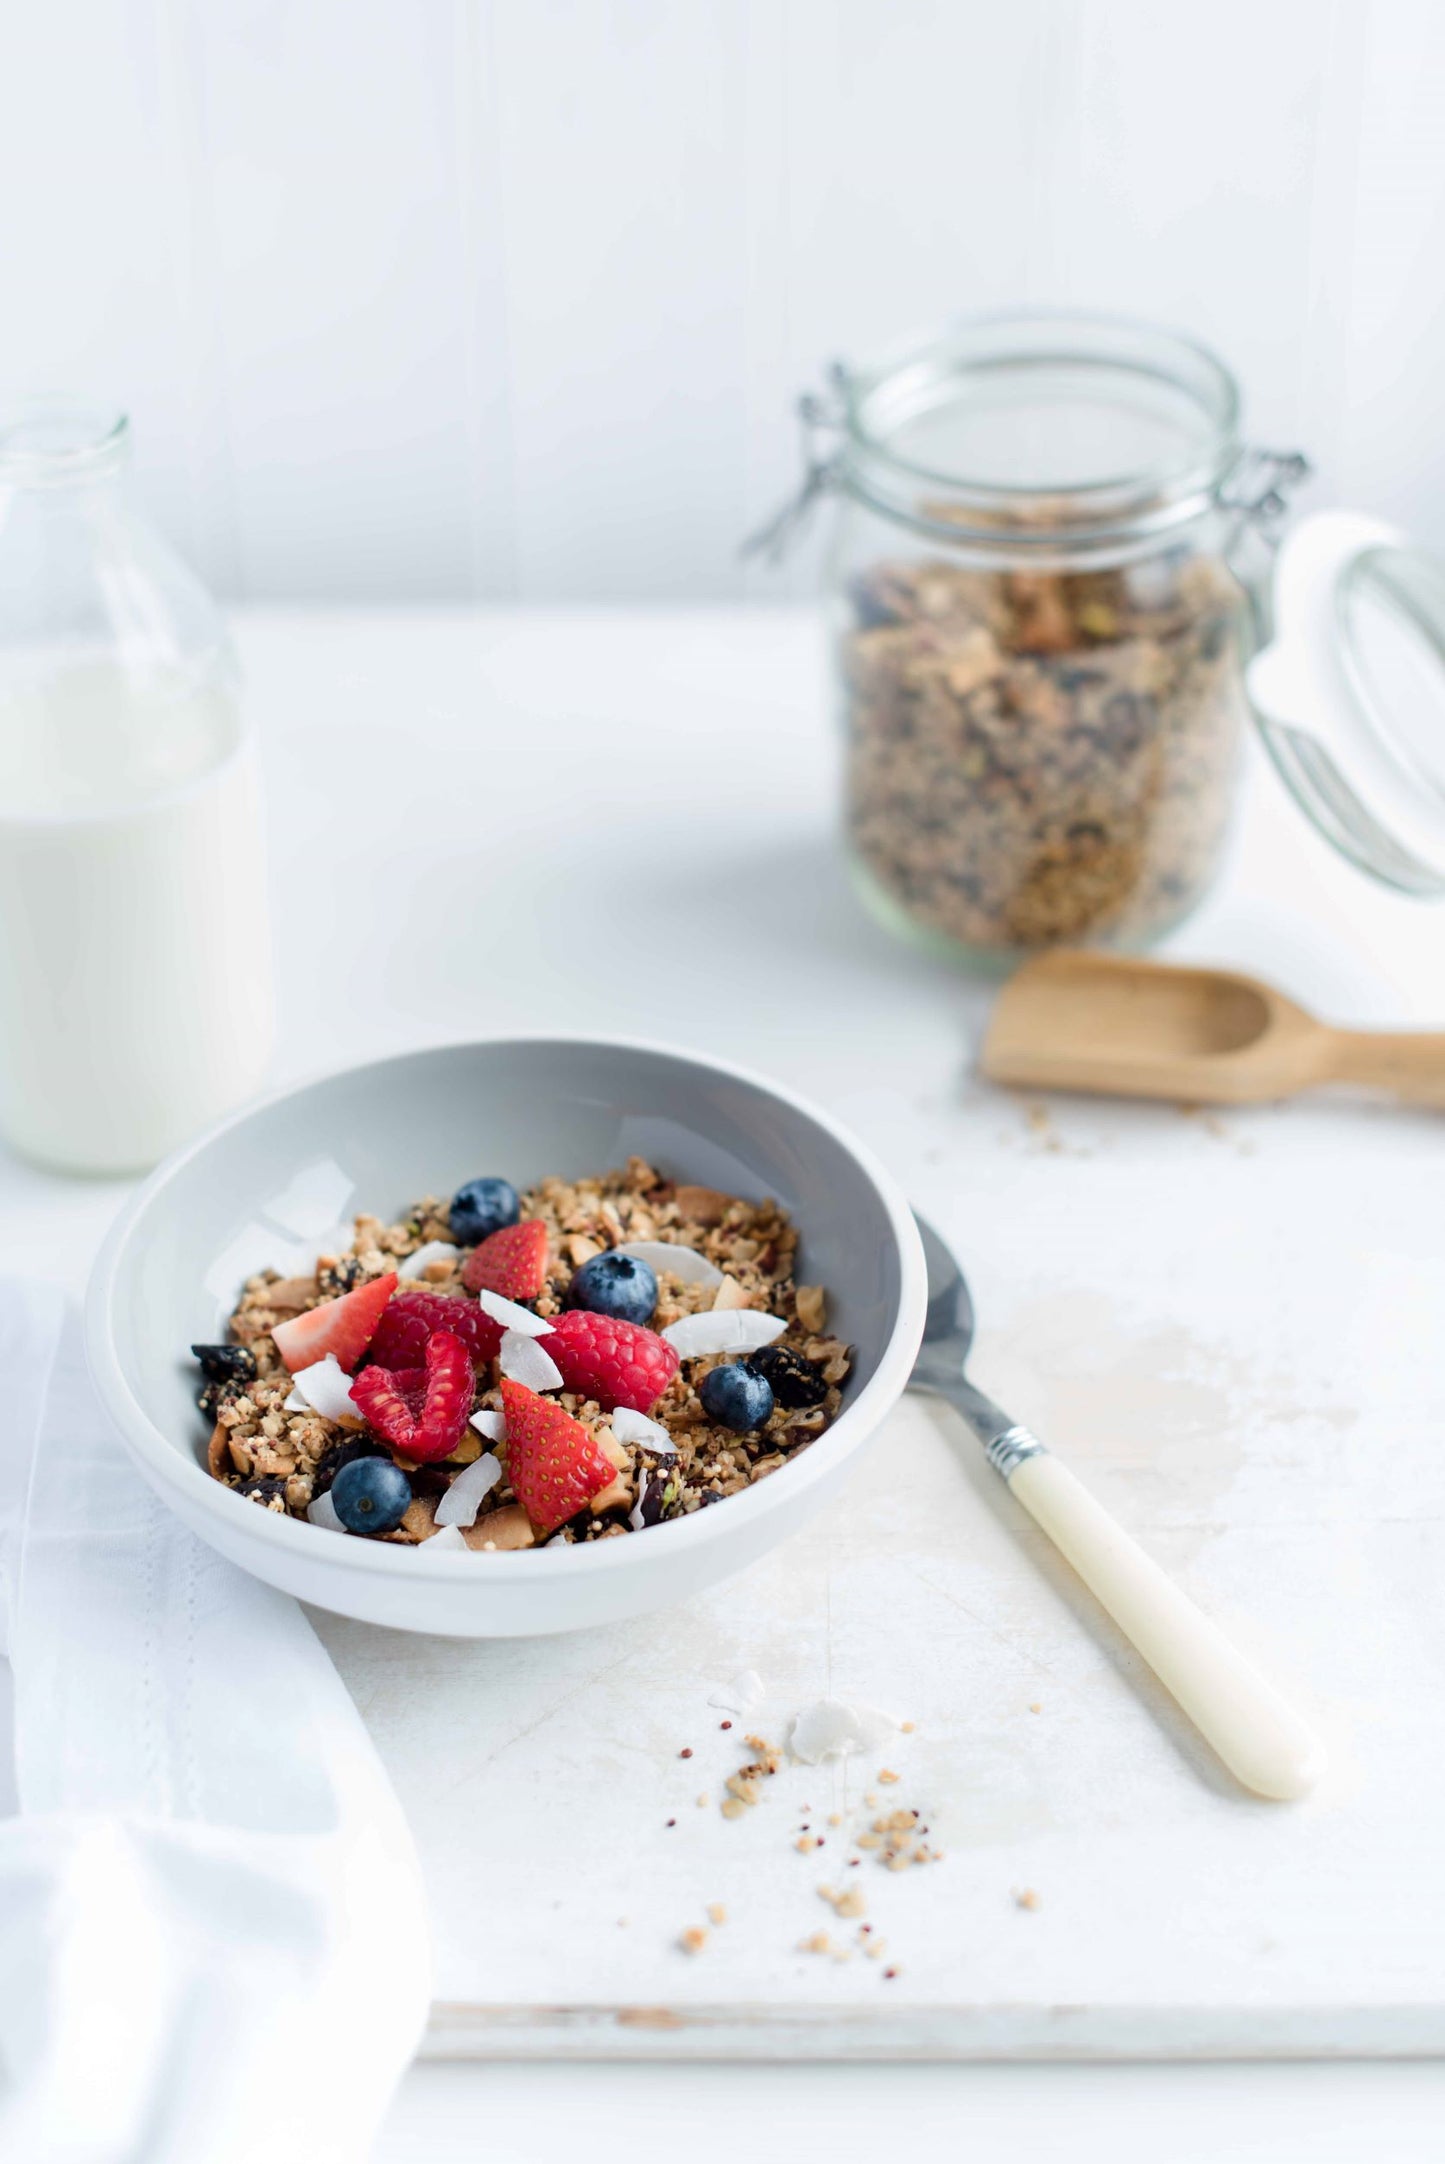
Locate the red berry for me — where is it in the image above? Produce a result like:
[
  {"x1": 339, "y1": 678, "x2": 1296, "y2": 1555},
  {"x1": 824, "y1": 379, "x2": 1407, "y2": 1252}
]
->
[
  {"x1": 369, "y1": 1289, "x2": 503, "y2": 1373},
  {"x1": 499, "y1": 1379, "x2": 617, "y2": 1535},
  {"x1": 352, "y1": 1329, "x2": 474, "y2": 1464},
  {"x1": 272, "y1": 1271, "x2": 398, "y2": 1375},
  {"x1": 461, "y1": 1219, "x2": 549, "y2": 1301},
  {"x1": 547, "y1": 1309, "x2": 679, "y2": 1413}
]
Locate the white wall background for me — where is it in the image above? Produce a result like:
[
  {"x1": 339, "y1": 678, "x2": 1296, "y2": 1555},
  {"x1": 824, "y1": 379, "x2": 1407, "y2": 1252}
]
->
[{"x1": 4, "y1": 0, "x2": 1444, "y2": 602}]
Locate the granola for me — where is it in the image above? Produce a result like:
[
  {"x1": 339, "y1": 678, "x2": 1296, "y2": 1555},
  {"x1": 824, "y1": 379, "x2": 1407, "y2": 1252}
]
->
[
  {"x1": 843, "y1": 549, "x2": 1247, "y2": 956},
  {"x1": 195, "y1": 1157, "x2": 851, "y2": 1549}
]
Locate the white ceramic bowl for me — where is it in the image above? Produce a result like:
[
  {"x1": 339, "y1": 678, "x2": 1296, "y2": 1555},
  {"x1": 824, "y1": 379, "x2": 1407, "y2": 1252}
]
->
[{"x1": 86, "y1": 1037, "x2": 926, "y2": 1638}]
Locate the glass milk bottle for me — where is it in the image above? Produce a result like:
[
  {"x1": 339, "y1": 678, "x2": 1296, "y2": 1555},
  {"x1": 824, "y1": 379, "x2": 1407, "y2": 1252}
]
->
[{"x1": 0, "y1": 406, "x2": 273, "y2": 1172}]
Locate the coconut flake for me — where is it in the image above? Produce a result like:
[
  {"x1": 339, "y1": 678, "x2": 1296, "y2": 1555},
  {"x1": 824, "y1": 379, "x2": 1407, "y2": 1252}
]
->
[
  {"x1": 615, "y1": 1240, "x2": 723, "y2": 1288},
  {"x1": 306, "y1": 1489, "x2": 346, "y2": 1534},
  {"x1": 478, "y1": 1289, "x2": 554, "y2": 1337},
  {"x1": 662, "y1": 1310, "x2": 787, "y2": 1359},
  {"x1": 288, "y1": 1354, "x2": 364, "y2": 1426},
  {"x1": 498, "y1": 1329, "x2": 563, "y2": 1391},
  {"x1": 788, "y1": 1699, "x2": 902, "y2": 1766},
  {"x1": 398, "y1": 1240, "x2": 460, "y2": 1280},
  {"x1": 470, "y1": 1407, "x2": 506, "y2": 1442},
  {"x1": 707, "y1": 1670, "x2": 765, "y2": 1715},
  {"x1": 610, "y1": 1406, "x2": 677, "y2": 1457},
  {"x1": 435, "y1": 1452, "x2": 503, "y2": 1528},
  {"x1": 424, "y1": 1524, "x2": 469, "y2": 1552},
  {"x1": 628, "y1": 1474, "x2": 652, "y2": 1533}
]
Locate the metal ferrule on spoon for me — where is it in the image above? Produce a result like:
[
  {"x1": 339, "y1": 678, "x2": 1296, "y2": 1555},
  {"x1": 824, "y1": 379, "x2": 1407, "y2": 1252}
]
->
[{"x1": 911, "y1": 1215, "x2": 1327, "y2": 1803}]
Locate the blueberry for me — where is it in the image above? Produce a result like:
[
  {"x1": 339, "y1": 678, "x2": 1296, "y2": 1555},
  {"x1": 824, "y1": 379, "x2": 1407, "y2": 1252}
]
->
[
  {"x1": 449, "y1": 1177, "x2": 520, "y2": 1244},
  {"x1": 191, "y1": 1342, "x2": 257, "y2": 1386},
  {"x1": 744, "y1": 1343, "x2": 828, "y2": 1409},
  {"x1": 567, "y1": 1251, "x2": 658, "y2": 1327},
  {"x1": 330, "y1": 1456, "x2": 413, "y2": 1535},
  {"x1": 699, "y1": 1362, "x2": 774, "y2": 1434}
]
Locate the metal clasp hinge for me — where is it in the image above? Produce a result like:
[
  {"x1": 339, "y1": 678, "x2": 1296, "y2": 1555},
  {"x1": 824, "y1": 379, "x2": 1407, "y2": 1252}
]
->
[
  {"x1": 1218, "y1": 447, "x2": 1312, "y2": 527},
  {"x1": 741, "y1": 362, "x2": 850, "y2": 563}
]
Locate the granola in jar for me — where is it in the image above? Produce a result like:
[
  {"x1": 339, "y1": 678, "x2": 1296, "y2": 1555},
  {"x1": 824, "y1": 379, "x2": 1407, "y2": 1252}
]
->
[
  {"x1": 752, "y1": 314, "x2": 1308, "y2": 965},
  {"x1": 843, "y1": 548, "x2": 1248, "y2": 954}
]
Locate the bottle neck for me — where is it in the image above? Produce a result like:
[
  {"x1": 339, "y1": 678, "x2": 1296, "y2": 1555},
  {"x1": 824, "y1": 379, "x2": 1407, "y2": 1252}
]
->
[{"x1": 0, "y1": 406, "x2": 132, "y2": 498}]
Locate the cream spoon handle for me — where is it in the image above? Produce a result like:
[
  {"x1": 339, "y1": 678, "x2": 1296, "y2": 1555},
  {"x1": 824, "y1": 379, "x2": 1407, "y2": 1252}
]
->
[{"x1": 1003, "y1": 1444, "x2": 1325, "y2": 1801}]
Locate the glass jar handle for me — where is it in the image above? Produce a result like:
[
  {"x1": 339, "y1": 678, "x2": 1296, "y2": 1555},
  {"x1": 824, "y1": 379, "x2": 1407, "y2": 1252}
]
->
[
  {"x1": 1219, "y1": 446, "x2": 1311, "y2": 647},
  {"x1": 741, "y1": 363, "x2": 850, "y2": 563}
]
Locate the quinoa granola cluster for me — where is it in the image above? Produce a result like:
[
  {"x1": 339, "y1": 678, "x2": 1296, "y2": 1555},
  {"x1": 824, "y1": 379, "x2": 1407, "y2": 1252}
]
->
[
  {"x1": 844, "y1": 549, "x2": 1247, "y2": 954},
  {"x1": 201, "y1": 1157, "x2": 851, "y2": 1549}
]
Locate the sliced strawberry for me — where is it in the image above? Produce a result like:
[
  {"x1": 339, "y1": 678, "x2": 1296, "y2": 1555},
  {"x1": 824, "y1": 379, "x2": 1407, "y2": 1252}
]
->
[
  {"x1": 351, "y1": 1329, "x2": 474, "y2": 1464},
  {"x1": 461, "y1": 1219, "x2": 549, "y2": 1301},
  {"x1": 546, "y1": 1308, "x2": 679, "y2": 1413},
  {"x1": 369, "y1": 1289, "x2": 504, "y2": 1373},
  {"x1": 499, "y1": 1379, "x2": 617, "y2": 1535},
  {"x1": 271, "y1": 1271, "x2": 398, "y2": 1375}
]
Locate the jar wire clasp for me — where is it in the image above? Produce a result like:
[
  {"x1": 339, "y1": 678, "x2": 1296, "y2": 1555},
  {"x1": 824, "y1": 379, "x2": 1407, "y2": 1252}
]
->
[{"x1": 741, "y1": 362, "x2": 850, "y2": 563}]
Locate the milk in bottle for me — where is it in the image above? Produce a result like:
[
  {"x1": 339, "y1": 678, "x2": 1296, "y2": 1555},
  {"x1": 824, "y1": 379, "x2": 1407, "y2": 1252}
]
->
[{"x1": 0, "y1": 408, "x2": 273, "y2": 1172}]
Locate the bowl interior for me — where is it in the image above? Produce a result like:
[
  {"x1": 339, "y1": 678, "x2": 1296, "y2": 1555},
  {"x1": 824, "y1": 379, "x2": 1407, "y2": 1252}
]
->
[{"x1": 104, "y1": 1040, "x2": 910, "y2": 1503}]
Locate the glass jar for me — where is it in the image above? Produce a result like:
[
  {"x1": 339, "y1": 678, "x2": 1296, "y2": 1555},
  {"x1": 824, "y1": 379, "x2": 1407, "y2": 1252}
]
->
[
  {"x1": 758, "y1": 314, "x2": 1307, "y2": 966},
  {"x1": 0, "y1": 404, "x2": 274, "y2": 1172}
]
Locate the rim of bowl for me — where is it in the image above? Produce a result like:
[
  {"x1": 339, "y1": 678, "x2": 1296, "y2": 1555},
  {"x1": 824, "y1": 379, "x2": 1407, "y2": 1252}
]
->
[{"x1": 85, "y1": 1032, "x2": 928, "y2": 1582}]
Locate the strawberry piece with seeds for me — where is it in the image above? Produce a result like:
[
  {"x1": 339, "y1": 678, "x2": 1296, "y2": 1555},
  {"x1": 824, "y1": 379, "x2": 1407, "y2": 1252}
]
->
[
  {"x1": 547, "y1": 1309, "x2": 679, "y2": 1414},
  {"x1": 462, "y1": 1219, "x2": 549, "y2": 1301},
  {"x1": 271, "y1": 1271, "x2": 398, "y2": 1375},
  {"x1": 352, "y1": 1329, "x2": 474, "y2": 1464},
  {"x1": 369, "y1": 1288, "x2": 504, "y2": 1373},
  {"x1": 500, "y1": 1379, "x2": 618, "y2": 1535}
]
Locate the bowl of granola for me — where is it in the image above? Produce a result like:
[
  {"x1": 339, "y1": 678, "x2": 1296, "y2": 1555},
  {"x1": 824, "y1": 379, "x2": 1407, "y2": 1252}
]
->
[{"x1": 86, "y1": 1037, "x2": 927, "y2": 1636}]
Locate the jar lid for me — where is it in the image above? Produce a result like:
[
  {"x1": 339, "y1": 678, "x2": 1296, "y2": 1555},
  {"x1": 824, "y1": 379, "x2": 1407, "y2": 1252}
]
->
[{"x1": 1248, "y1": 511, "x2": 1445, "y2": 896}]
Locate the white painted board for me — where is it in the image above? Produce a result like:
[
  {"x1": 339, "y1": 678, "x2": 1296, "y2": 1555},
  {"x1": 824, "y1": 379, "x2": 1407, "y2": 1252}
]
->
[{"x1": 316, "y1": 1076, "x2": 1445, "y2": 2058}]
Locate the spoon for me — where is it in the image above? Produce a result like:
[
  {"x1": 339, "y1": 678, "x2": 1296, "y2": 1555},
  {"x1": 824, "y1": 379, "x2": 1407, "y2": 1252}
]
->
[
  {"x1": 981, "y1": 949, "x2": 1445, "y2": 1107},
  {"x1": 908, "y1": 1212, "x2": 1325, "y2": 1800}
]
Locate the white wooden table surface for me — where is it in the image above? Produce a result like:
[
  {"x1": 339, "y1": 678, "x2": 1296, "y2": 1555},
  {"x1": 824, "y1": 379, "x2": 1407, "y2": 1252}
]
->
[{"x1": 3, "y1": 606, "x2": 1443, "y2": 2158}]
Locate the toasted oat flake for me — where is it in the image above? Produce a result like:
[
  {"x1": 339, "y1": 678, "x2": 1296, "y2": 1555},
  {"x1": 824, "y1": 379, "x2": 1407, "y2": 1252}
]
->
[
  {"x1": 679, "y1": 1926, "x2": 709, "y2": 1955},
  {"x1": 706, "y1": 1903, "x2": 727, "y2": 1927},
  {"x1": 1015, "y1": 1888, "x2": 1041, "y2": 1911}
]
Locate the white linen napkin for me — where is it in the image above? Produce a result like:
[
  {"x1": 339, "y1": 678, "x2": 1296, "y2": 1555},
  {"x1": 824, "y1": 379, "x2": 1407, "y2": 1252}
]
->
[{"x1": 0, "y1": 1280, "x2": 431, "y2": 2163}]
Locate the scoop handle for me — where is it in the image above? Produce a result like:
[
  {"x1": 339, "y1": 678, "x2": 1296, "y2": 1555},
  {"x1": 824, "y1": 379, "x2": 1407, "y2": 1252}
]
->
[
  {"x1": 1005, "y1": 1446, "x2": 1325, "y2": 1800},
  {"x1": 1325, "y1": 1029, "x2": 1445, "y2": 1108}
]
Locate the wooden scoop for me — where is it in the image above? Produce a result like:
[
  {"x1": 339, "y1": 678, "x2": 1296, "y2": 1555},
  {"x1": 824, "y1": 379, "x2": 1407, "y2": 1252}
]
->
[{"x1": 981, "y1": 951, "x2": 1445, "y2": 1108}]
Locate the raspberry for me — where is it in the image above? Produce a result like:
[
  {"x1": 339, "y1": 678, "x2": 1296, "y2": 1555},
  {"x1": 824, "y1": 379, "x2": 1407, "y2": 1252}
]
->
[
  {"x1": 369, "y1": 1289, "x2": 503, "y2": 1373},
  {"x1": 461, "y1": 1219, "x2": 549, "y2": 1301},
  {"x1": 499, "y1": 1379, "x2": 617, "y2": 1535},
  {"x1": 547, "y1": 1309, "x2": 679, "y2": 1414},
  {"x1": 351, "y1": 1329, "x2": 474, "y2": 1464}
]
